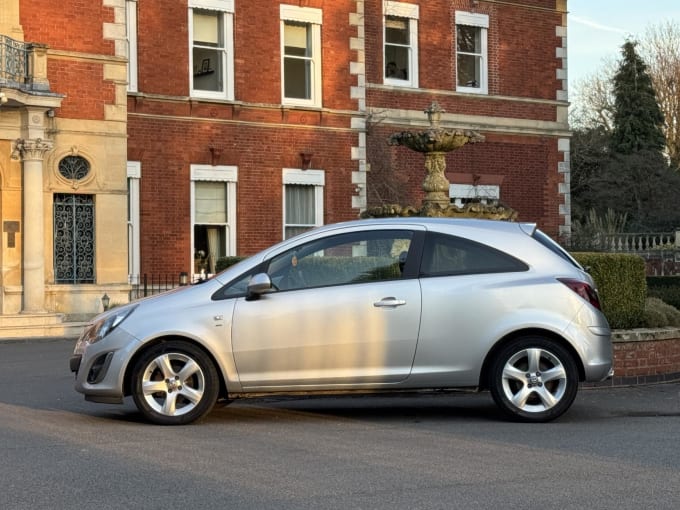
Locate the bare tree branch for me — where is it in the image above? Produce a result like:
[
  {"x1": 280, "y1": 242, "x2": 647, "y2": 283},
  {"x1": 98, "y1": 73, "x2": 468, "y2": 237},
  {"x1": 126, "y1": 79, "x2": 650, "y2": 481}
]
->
[
  {"x1": 640, "y1": 20, "x2": 680, "y2": 169},
  {"x1": 569, "y1": 58, "x2": 616, "y2": 131}
]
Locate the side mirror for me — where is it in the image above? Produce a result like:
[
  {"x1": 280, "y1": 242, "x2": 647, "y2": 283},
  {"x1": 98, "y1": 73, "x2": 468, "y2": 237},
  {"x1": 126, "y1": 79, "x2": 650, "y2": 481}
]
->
[{"x1": 246, "y1": 273, "x2": 273, "y2": 300}]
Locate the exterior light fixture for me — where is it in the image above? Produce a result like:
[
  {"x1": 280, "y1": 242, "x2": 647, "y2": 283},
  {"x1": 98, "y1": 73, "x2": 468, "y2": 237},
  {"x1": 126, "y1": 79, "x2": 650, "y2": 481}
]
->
[
  {"x1": 209, "y1": 146, "x2": 222, "y2": 166},
  {"x1": 0, "y1": 92, "x2": 7, "y2": 105},
  {"x1": 300, "y1": 152, "x2": 313, "y2": 170},
  {"x1": 101, "y1": 293, "x2": 110, "y2": 311}
]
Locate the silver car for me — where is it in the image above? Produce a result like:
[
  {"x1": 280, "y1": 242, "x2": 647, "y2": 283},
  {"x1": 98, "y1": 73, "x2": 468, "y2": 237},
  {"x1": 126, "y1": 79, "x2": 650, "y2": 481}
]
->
[{"x1": 70, "y1": 218, "x2": 612, "y2": 425}]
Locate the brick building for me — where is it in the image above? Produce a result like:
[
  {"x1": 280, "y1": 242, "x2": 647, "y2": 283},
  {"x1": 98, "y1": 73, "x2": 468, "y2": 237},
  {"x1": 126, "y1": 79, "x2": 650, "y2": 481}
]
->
[
  {"x1": 1, "y1": 0, "x2": 128, "y2": 330},
  {"x1": 0, "y1": 0, "x2": 570, "y2": 325},
  {"x1": 127, "y1": 0, "x2": 570, "y2": 281}
]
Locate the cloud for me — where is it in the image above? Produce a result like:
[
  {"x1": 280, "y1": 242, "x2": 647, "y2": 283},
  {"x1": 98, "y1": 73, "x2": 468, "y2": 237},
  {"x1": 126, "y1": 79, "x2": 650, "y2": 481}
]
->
[{"x1": 569, "y1": 14, "x2": 629, "y2": 35}]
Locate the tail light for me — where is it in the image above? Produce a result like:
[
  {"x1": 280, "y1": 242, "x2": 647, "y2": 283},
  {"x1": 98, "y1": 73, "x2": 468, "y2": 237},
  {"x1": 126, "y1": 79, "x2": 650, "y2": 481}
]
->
[{"x1": 557, "y1": 278, "x2": 602, "y2": 310}]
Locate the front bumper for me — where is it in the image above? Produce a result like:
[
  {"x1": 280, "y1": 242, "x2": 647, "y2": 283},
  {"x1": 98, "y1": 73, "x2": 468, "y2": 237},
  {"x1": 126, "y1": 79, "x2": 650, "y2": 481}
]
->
[
  {"x1": 70, "y1": 326, "x2": 141, "y2": 404},
  {"x1": 70, "y1": 354, "x2": 82, "y2": 373}
]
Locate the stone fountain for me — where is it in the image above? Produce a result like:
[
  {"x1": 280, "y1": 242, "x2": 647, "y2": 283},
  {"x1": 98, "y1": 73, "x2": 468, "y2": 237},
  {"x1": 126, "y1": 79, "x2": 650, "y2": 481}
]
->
[{"x1": 362, "y1": 102, "x2": 518, "y2": 221}]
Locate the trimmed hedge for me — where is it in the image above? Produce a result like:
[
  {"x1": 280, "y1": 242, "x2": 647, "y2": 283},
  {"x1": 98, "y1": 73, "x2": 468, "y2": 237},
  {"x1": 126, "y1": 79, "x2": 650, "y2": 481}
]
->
[
  {"x1": 215, "y1": 256, "x2": 247, "y2": 273},
  {"x1": 572, "y1": 252, "x2": 647, "y2": 329},
  {"x1": 647, "y1": 276, "x2": 680, "y2": 310}
]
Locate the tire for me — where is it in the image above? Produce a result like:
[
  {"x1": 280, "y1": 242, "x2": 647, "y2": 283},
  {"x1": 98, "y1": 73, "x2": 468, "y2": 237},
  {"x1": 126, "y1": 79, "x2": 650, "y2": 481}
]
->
[
  {"x1": 131, "y1": 341, "x2": 219, "y2": 425},
  {"x1": 489, "y1": 336, "x2": 579, "y2": 423}
]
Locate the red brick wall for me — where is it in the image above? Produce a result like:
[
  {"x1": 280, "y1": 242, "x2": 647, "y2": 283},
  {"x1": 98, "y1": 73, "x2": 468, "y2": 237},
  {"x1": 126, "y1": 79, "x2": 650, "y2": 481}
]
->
[
  {"x1": 588, "y1": 335, "x2": 680, "y2": 386},
  {"x1": 613, "y1": 338, "x2": 680, "y2": 380},
  {"x1": 128, "y1": 112, "x2": 358, "y2": 274},
  {"x1": 20, "y1": 0, "x2": 115, "y2": 54},
  {"x1": 363, "y1": 0, "x2": 565, "y2": 238},
  {"x1": 137, "y1": 0, "x2": 356, "y2": 109},
  {"x1": 46, "y1": 60, "x2": 115, "y2": 120},
  {"x1": 20, "y1": 0, "x2": 117, "y2": 121},
  {"x1": 364, "y1": 0, "x2": 562, "y2": 101},
  {"x1": 130, "y1": 1, "x2": 361, "y2": 274},
  {"x1": 129, "y1": 0, "x2": 568, "y2": 274},
  {"x1": 366, "y1": 127, "x2": 564, "y2": 237}
]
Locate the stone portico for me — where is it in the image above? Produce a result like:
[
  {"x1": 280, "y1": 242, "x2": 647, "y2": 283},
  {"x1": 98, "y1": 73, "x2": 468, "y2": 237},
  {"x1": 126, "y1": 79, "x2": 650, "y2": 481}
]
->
[{"x1": 0, "y1": 1, "x2": 130, "y2": 337}]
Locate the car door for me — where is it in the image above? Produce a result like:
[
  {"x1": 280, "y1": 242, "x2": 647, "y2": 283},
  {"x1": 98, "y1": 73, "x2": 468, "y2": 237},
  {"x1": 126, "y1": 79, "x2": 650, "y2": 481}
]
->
[{"x1": 231, "y1": 228, "x2": 423, "y2": 390}]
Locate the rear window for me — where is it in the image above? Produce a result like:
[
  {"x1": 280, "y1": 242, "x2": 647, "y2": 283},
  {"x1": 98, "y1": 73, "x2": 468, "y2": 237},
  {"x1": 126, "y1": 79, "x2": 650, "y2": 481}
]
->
[
  {"x1": 532, "y1": 229, "x2": 582, "y2": 269},
  {"x1": 420, "y1": 232, "x2": 528, "y2": 276}
]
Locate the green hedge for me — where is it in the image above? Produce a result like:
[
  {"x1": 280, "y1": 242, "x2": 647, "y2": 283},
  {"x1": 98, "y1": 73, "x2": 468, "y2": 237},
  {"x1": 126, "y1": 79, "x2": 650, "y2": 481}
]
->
[
  {"x1": 647, "y1": 276, "x2": 680, "y2": 310},
  {"x1": 572, "y1": 252, "x2": 647, "y2": 329},
  {"x1": 215, "y1": 256, "x2": 247, "y2": 273}
]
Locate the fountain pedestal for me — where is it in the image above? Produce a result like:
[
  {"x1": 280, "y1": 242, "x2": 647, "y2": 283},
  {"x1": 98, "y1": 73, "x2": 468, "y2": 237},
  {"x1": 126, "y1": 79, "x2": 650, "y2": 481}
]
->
[{"x1": 362, "y1": 102, "x2": 518, "y2": 221}]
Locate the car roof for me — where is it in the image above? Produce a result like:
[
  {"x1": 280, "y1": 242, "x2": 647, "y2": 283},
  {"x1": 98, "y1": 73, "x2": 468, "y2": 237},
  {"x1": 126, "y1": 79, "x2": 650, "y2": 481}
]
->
[{"x1": 311, "y1": 217, "x2": 536, "y2": 235}]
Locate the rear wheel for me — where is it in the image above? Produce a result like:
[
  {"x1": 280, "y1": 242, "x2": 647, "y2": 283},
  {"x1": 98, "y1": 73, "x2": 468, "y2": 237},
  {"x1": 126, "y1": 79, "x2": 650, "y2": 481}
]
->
[
  {"x1": 489, "y1": 336, "x2": 579, "y2": 422},
  {"x1": 131, "y1": 341, "x2": 219, "y2": 425}
]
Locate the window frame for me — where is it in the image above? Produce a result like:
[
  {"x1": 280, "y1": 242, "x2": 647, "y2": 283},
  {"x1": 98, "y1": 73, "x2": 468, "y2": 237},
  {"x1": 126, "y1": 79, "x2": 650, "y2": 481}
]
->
[
  {"x1": 449, "y1": 183, "x2": 499, "y2": 208},
  {"x1": 189, "y1": 0, "x2": 235, "y2": 100},
  {"x1": 280, "y1": 4, "x2": 323, "y2": 107},
  {"x1": 383, "y1": 1, "x2": 419, "y2": 88},
  {"x1": 282, "y1": 168, "x2": 324, "y2": 239},
  {"x1": 455, "y1": 11, "x2": 489, "y2": 95},
  {"x1": 53, "y1": 193, "x2": 96, "y2": 284},
  {"x1": 190, "y1": 165, "x2": 238, "y2": 278}
]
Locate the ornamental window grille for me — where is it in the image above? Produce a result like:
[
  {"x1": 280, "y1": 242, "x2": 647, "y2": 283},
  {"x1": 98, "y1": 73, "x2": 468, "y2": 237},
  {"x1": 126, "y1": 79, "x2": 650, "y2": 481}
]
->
[
  {"x1": 58, "y1": 156, "x2": 91, "y2": 181},
  {"x1": 53, "y1": 194, "x2": 95, "y2": 284}
]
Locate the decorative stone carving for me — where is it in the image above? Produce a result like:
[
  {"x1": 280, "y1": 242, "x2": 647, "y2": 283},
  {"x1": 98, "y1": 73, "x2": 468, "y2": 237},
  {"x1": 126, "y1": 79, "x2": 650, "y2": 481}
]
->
[
  {"x1": 363, "y1": 102, "x2": 518, "y2": 221},
  {"x1": 12, "y1": 138, "x2": 53, "y2": 161}
]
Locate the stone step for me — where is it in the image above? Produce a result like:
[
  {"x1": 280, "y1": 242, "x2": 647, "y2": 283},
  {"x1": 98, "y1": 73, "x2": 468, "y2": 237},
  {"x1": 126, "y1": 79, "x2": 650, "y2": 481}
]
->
[{"x1": 0, "y1": 313, "x2": 86, "y2": 340}]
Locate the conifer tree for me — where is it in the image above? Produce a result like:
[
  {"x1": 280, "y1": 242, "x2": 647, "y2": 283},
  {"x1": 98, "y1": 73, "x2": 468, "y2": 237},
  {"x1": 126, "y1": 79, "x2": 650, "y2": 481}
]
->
[{"x1": 610, "y1": 40, "x2": 666, "y2": 155}]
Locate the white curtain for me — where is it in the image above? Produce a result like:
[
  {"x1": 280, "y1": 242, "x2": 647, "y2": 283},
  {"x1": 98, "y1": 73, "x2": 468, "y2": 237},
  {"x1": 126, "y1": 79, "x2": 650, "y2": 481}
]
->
[
  {"x1": 207, "y1": 227, "x2": 219, "y2": 274},
  {"x1": 285, "y1": 185, "x2": 314, "y2": 238}
]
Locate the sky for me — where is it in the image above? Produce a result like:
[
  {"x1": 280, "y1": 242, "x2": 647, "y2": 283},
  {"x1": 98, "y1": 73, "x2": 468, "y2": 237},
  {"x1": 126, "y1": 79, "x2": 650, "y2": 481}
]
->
[{"x1": 567, "y1": 0, "x2": 680, "y2": 87}]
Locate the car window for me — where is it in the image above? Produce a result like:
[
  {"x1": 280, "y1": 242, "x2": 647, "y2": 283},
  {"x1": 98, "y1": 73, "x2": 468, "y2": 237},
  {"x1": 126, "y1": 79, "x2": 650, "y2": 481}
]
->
[
  {"x1": 212, "y1": 267, "x2": 261, "y2": 300},
  {"x1": 532, "y1": 228, "x2": 583, "y2": 269},
  {"x1": 420, "y1": 232, "x2": 528, "y2": 276},
  {"x1": 268, "y1": 230, "x2": 414, "y2": 291}
]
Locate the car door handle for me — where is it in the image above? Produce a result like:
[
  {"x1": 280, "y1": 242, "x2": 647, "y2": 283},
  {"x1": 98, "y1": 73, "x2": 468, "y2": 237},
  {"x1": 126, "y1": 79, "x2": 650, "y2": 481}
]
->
[{"x1": 373, "y1": 297, "x2": 406, "y2": 308}]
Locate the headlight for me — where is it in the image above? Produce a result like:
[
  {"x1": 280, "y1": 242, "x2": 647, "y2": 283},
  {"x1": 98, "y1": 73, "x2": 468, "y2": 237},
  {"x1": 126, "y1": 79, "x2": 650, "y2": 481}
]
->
[{"x1": 73, "y1": 305, "x2": 138, "y2": 355}]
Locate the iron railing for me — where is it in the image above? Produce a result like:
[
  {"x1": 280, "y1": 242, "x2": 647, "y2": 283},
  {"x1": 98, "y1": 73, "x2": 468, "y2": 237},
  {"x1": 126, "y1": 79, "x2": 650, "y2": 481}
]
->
[
  {"x1": 128, "y1": 274, "x2": 212, "y2": 300},
  {"x1": 0, "y1": 35, "x2": 28, "y2": 87}
]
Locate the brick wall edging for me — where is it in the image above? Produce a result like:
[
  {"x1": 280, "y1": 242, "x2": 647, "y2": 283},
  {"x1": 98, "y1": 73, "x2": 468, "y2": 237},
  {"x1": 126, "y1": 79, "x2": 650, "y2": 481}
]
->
[{"x1": 588, "y1": 327, "x2": 680, "y2": 387}]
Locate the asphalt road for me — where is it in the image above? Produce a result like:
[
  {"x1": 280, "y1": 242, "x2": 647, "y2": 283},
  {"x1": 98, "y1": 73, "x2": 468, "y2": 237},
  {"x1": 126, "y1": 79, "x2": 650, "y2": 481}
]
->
[{"x1": 1, "y1": 338, "x2": 679, "y2": 509}]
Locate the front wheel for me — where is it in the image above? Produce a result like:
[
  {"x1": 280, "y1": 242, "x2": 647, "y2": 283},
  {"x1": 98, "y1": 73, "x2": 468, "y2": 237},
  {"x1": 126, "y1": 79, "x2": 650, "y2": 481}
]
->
[
  {"x1": 131, "y1": 341, "x2": 219, "y2": 425},
  {"x1": 489, "y1": 336, "x2": 579, "y2": 422}
]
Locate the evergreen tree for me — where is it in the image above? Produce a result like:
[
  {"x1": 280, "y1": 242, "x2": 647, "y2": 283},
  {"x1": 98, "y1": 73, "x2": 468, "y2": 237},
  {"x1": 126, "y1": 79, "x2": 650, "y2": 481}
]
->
[{"x1": 610, "y1": 41, "x2": 666, "y2": 155}]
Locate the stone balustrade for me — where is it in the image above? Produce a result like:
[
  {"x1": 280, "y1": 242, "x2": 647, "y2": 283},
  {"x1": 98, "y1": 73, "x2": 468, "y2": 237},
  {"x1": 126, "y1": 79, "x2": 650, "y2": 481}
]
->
[{"x1": 603, "y1": 231, "x2": 678, "y2": 252}]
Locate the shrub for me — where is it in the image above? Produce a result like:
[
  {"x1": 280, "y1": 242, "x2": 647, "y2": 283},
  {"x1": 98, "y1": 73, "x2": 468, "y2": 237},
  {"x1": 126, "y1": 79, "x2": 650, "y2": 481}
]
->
[
  {"x1": 215, "y1": 256, "x2": 247, "y2": 273},
  {"x1": 647, "y1": 276, "x2": 680, "y2": 310},
  {"x1": 572, "y1": 252, "x2": 647, "y2": 329},
  {"x1": 644, "y1": 297, "x2": 680, "y2": 327}
]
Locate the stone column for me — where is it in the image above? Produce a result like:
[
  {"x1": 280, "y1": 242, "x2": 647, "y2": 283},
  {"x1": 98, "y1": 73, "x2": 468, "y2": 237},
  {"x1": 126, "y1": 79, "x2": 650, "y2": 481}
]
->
[
  {"x1": 422, "y1": 152, "x2": 451, "y2": 209},
  {"x1": 13, "y1": 138, "x2": 53, "y2": 313}
]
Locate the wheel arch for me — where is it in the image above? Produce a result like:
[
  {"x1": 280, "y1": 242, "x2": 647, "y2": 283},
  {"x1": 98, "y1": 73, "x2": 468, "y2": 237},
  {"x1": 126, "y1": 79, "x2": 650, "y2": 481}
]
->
[
  {"x1": 122, "y1": 335, "x2": 228, "y2": 400},
  {"x1": 479, "y1": 328, "x2": 586, "y2": 390}
]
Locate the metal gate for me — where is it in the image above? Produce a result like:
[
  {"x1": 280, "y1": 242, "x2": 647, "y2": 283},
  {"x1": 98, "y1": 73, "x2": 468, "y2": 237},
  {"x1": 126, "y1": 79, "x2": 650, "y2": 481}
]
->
[{"x1": 53, "y1": 194, "x2": 95, "y2": 283}]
